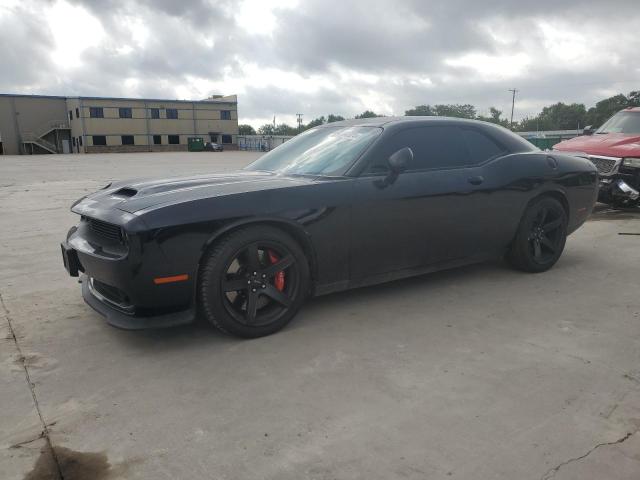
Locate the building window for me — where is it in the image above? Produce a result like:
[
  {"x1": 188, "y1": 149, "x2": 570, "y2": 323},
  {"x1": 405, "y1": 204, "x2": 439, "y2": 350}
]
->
[
  {"x1": 72, "y1": 137, "x2": 76, "y2": 146},
  {"x1": 221, "y1": 110, "x2": 231, "y2": 120},
  {"x1": 78, "y1": 136, "x2": 83, "y2": 146},
  {"x1": 90, "y1": 107, "x2": 104, "y2": 118},
  {"x1": 69, "y1": 110, "x2": 73, "y2": 121},
  {"x1": 150, "y1": 108, "x2": 160, "y2": 119},
  {"x1": 166, "y1": 108, "x2": 178, "y2": 119},
  {"x1": 153, "y1": 135, "x2": 162, "y2": 145},
  {"x1": 168, "y1": 135, "x2": 180, "y2": 145},
  {"x1": 221, "y1": 134, "x2": 232, "y2": 144},
  {"x1": 92, "y1": 135, "x2": 107, "y2": 146},
  {"x1": 121, "y1": 135, "x2": 135, "y2": 145},
  {"x1": 76, "y1": 107, "x2": 80, "y2": 118},
  {"x1": 119, "y1": 107, "x2": 132, "y2": 119}
]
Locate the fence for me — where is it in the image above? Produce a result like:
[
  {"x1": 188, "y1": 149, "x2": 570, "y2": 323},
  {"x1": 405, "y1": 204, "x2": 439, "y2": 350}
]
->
[
  {"x1": 516, "y1": 130, "x2": 582, "y2": 150},
  {"x1": 238, "y1": 135, "x2": 294, "y2": 151}
]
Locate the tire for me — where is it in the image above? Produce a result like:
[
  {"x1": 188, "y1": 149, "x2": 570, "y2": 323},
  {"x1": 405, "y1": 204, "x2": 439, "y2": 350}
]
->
[
  {"x1": 199, "y1": 225, "x2": 310, "y2": 338},
  {"x1": 507, "y1": 196, "x2": 568, "y2": 273}
]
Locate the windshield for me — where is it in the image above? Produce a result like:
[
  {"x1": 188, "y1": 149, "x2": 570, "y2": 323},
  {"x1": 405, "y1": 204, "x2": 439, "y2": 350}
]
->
[
  {"x1": 245, "y1": 126, "x2": 382, "y2": 176},
  {"x1": 596, "y1": 111, "x2": 640, "y2": 134}
]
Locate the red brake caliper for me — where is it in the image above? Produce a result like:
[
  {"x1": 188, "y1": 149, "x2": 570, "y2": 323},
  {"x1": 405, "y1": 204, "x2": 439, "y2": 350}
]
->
[{"x1": 267, "y1": 250, "x2": 285, "y2": 291}]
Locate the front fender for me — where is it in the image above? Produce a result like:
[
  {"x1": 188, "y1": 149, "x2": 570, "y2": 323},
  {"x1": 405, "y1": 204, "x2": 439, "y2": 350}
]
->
[{"x1": 199, "y1": 216, "x2": 319, "y2": 282}]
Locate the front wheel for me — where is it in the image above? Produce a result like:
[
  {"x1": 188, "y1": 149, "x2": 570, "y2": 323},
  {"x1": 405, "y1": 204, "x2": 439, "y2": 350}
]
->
[
  {"x1": 507, "y1": 197, "x2": 568, "y2": 273},
  {"x1": 199, "y1": 225, "x2": 310, "y2": 338}
]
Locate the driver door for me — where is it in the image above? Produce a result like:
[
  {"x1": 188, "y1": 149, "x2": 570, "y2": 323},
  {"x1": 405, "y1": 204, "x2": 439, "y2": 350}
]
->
[{"x1": 349, "y1": 125, "x2": 497, "y2": 283}]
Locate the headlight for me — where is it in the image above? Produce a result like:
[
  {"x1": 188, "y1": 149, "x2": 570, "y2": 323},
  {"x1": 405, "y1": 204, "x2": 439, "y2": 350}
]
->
[{"x1": 622, "y1": 157, "x2": 640, "y2": 168}]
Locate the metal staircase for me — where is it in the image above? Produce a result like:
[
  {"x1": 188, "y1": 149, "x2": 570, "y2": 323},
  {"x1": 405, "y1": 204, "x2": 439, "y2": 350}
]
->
[
  {"x1": 21, "y1": 120, "x2": 70, "y2": 154},
  {"x1": 22, "y1": 133, "x2": 59, "y2": 153}
]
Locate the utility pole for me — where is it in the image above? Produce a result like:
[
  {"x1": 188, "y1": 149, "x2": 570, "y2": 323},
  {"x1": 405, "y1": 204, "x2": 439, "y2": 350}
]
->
[
  {"x1": 296, "y1": 113, "x2": 303, "y2": 133},
  {"x1": 508, "y1": 88, "x2": 518, "y2": 128}
]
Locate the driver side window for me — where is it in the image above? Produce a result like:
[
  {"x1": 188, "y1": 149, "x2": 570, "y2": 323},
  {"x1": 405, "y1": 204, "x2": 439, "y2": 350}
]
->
[{"x1": 365, "y1": 126, "x2": 470, "y2": 174}]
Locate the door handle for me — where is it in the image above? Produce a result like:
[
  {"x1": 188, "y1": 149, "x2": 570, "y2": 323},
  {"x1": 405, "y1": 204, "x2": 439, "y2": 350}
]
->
[{"x1": 468, "y1": 175, "x2": 484, "y2": 185}]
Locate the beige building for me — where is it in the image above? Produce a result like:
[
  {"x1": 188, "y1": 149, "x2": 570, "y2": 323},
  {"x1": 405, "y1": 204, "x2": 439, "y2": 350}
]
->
[{"x1": 0, "y1": 93, "x2": 238, "y2": 155}]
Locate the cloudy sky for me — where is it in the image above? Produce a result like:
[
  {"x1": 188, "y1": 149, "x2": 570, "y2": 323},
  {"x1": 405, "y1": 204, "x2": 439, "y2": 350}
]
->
[{"x1": 0, "y1": 0, "x2": 639, "y2": 128}]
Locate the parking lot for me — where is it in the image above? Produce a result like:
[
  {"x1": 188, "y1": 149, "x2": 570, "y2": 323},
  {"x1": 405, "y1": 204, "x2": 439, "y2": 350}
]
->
[{"x1": 2, "y1": 151, "x2": 640, "y2": 480}]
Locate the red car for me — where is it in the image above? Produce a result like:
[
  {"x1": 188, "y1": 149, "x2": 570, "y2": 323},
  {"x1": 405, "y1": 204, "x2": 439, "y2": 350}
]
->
[{"x1": 554, "y1": 107, "x2": 640, "y2": 207}]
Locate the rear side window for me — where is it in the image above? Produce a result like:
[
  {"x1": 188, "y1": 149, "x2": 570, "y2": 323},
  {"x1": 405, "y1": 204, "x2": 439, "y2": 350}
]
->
[
  {"x1": 367, "y1": 126, "x2": 470, "y2": 173},
  {"x1": 461, "y1": 128, "x2": 506, "y2": 163}
]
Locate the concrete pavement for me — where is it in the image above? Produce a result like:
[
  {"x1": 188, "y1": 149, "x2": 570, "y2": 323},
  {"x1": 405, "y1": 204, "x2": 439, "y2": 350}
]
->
[{"x1": 1, "y1": 152, "x2": 639, "y2": 479}]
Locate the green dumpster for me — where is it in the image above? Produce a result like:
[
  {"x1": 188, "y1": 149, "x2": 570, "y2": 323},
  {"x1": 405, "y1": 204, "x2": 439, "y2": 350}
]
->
[
  {"x1": 526, "y1": 136, "x2": 564, "y2": 151},
  {"x1": 187, "y1": 137, "x2": 204, "y2": 152}
]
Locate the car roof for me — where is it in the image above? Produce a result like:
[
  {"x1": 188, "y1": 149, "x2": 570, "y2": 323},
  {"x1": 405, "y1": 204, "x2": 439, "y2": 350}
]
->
[{"x1": 320, "y1": 116, "x2": 498, "y2": 128}]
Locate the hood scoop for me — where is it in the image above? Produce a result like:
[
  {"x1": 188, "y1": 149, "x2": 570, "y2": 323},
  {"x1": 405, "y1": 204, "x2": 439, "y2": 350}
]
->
[{"x1": 112, "y1": 187, "x2": 138, "y2": 197}]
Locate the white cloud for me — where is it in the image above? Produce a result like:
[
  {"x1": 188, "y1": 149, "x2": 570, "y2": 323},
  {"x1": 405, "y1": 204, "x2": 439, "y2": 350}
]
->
[
  {"x1": 445, "y1": 52, "x2": 531, "y2": 81},
  {"x1": 1, "y1": 0, "x2": 639, "y2": 127},
  {"x1": 46, "y1": 0, "x2": 105, "y2": 66},
  {"x1": 235, "y1": 0, "x2": 299, "y2": 36}
]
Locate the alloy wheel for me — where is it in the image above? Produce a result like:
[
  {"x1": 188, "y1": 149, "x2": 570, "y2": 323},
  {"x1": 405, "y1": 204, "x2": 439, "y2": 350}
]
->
[
  {"x1": 220, "y1": 241, "x2": 299, "y2": 326},
  {"x1": 528, "y1": 205, "x2": 564, "y2": 264}
]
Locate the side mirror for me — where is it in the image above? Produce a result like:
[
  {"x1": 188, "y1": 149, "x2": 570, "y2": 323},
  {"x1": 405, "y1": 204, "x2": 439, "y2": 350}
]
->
[
  {"x1": 376, "y1": 147, "x2": 413, "y2": 188},
  {"x1": 389, "y1": 147, "x2": 412, "y2": 173},
  {"x1": 583, "y1": 125, "x2": 595, "y2": 136}
]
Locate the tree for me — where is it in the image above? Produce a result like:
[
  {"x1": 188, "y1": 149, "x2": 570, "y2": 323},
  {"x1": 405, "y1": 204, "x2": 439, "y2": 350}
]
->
[
  {"x1": 585, "y1": 94, "x2": 629, "y2": 128},
  {"x1": 257, "y1": 124, "x2": 275, "y2": 135},
  {"x1": 405, "y1": 105, "x2": 435, "y2": 116},
  {"x1": 305, "y1": 116, "x2": 326, "y2": 128},
  {"x1": 238, "y1": 124, "x2": 256, "y2": 135},
  {"x1": 517, "y1": 102, "x2": 587, "y2": 131},
  {"x1": 404, "y1": 104, "x2": 476, "y2": 118},
  {"x1": 489, "y1": 107, "x2": 503, "y2": 123},
  {"x1": 257, "y1": 123, "x2": 297, "y2": 136},
  {"x1": 629, "y1": 90, "x2": 640, "y2": 107},
  {"x1": 355, "y1": 110, "x2": 381, "y2": 119},
  {"x1": 273, "y1": 123, "x2": 298, "y2": 136},
  {"x1": 327, "y1": 114, "x2": 345, "y2": 123},
  {"x1": 434, "y1": 104, "x2": 476, "y2": 118},
  {"x1": 476, "y1": 107, "x2": 509, "y2": 127}
]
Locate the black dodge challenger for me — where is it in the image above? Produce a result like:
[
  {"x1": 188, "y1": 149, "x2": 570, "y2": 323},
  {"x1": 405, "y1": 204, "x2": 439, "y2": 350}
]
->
[{"x1": 62, "y1": 117, "x2": 598, "y2": 337}]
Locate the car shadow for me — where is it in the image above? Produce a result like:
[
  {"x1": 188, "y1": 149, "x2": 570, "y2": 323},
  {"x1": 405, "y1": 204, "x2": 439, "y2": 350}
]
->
[
  {"x1": 110, "y1": 247, "x2": 600, "y2": 355},
  {"x1": 111, "y1": 258, "x2": 523, "y2": 351}
]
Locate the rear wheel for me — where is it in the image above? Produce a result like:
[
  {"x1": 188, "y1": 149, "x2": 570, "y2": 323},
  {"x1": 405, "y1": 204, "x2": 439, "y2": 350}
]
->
[
  {"x1": 199, "y1": 226, "x2": 309, "y2": 338},
  {"x1": 507, "y1": 197, "x2": 568, "y2": 273}
]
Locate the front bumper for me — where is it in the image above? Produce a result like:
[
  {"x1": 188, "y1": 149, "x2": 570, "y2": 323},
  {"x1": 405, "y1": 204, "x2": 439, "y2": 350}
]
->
[
  {"x1": 599, "y1": 178, "x2": 640, "y2": 203},
  {"x1": 62, "y1": 219, "x2": 198, "y2": 329},
  {"x1": 81, "y1": 275, "x2": 196, "y2": 329}
]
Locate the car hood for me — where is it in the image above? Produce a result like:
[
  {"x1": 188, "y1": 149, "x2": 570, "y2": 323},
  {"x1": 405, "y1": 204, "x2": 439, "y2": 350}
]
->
[
  {"x1": 72, "y1": 170, "x2": 316, "y2": 215},
  {"x1": 554, "y1": 132, "x2": 640, "y2": 158}
]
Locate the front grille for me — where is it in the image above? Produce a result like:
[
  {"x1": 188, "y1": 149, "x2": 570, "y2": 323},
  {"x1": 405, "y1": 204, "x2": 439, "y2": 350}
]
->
[
  {"x1": 87, "y1": 218, "x2": 123, "y2": 243},
  {"x1": 588, "y1": 156, "x2": 619, "y2": 175}
]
